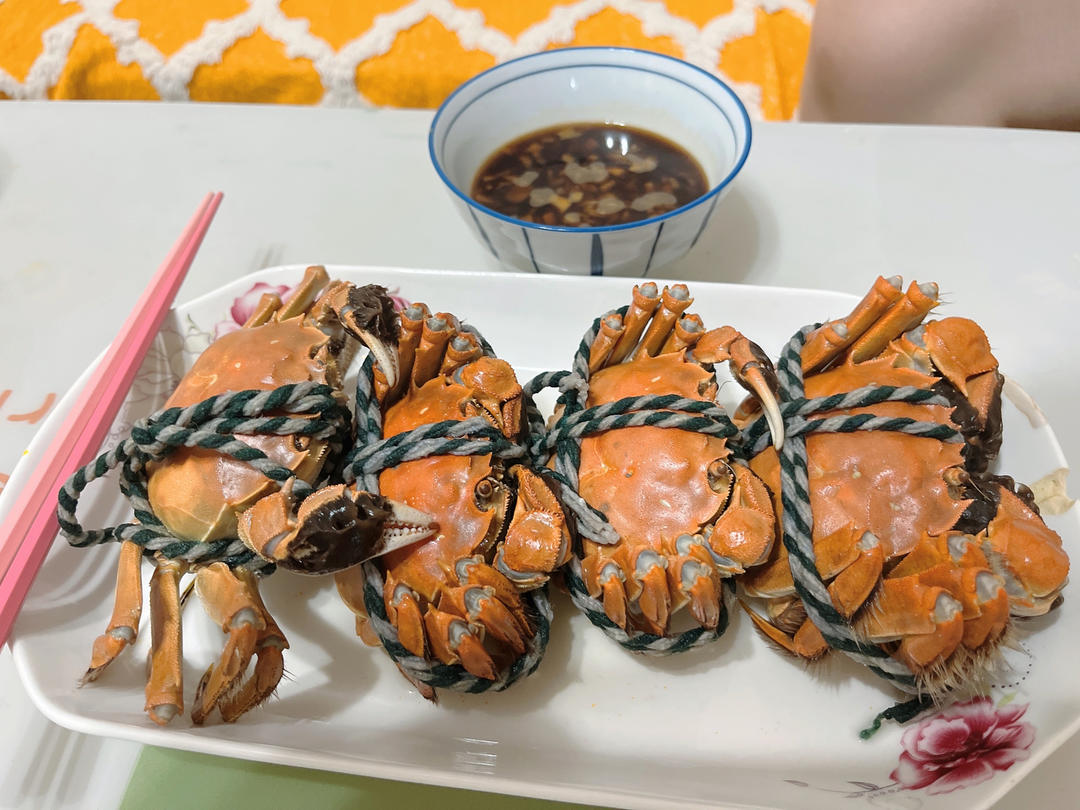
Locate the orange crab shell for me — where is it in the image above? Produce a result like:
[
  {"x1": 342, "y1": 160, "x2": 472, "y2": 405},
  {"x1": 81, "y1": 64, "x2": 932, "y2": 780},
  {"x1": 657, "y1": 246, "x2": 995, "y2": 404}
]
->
[
  {"x1": 377, "y1": 373, "x2": 505, "y2": 602},
  {"x1": 752, "y1": 356, "x2": 969, "y2": 562},
  {"x1": 578, "y1": 351, "x2": 733, "y2": 550},
  {"x1": 147, "y1": 317, "x2": 342, "y2": 543}
]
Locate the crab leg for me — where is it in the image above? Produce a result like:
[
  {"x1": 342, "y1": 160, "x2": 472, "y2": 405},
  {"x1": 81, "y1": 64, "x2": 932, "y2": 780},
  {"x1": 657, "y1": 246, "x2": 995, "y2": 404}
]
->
[
  {"x1": 791, "y1": 617, "x2": 830, "y2": 658},
  {"x1": 275, "y1": 265, "x2": 331, "y2": 322},
  {"x1": 380, "y1": 302, "x2": 429, "y2": 402},
  {"x1": 847, "y1": 281, "x2": 939, "y2": 364},
  {"x1": 190, "y1": 563, "x2": 289, "y2": 724},
  {"x1": 424, "y1": 606, "x2": 498, "y2": 679},
  {"x1": 581, "y1": 546, "x2": 632, "y2": 630},
  {"x1": 145, "y1": 556, "x2": 188, "y2": 726},
  {"x1": 743, "y1": 601, "x2": 831, "y2": 659},
  {"x1": 442, "y1": 585, "x2": 528, "y2": 655},
  {"x1": 600, "y1": 566, "x2": 630, "y2": 629},
  {"x1": 669, "y1": 556, "x2": 721, "y2": 629},
  {"x1": 661, "y1": 314, "x2": 705, "y2": 355},
  {"x1": 243, "y1": 293, "x2": 284, "y2": 329},
  {"x1": 440, "y1": 332, "x2": 483, "y2": 376},
  {"x1": 331, "y1": 572, "x2": 382, "y2": 646},
  {"x1": 240, "y1": 266, "x2": 330, "y2": 330},
  {"x1": 824, "y1": 532, "x2": 885, "y2": 618},
  {"x1": 634, "y1": 285, "x2": 694, "y2": 359},
  {"x1": 588, "y1": 313, "x2": 625, "y2": 374},
  {"x1": 741, "y1": 524, "x2": 876, "y2": 601},
  {"x1": 957, "y1": 569, "x2": 1010, "y2": 649},
  {"x1": 858, "y1": 579, "x2": 965, "y2": 670},
  {"x1": 607, "y1": 283, "x2": 661, "y2": 365},
  {"x1": 631, "y1": 549, "x2": 671, "y2": 635},
  {"x1": 454, "y1": 556, "x2": 535, "y2": 637},
  {"x1": 801, "y1": 275, "x2": 904, "y2": 373},
  {"x1": 412, "y1": 314, "x2": 455, "y2": 387},
  {"x1": 381, "y1": 573, "x2": 427, "y2": 657},
  {"x1": 81, "y1": 540, "x2": 144, "y2": 684},
  {"x1": 886, "y1": 533, "x2": 1011, "y2": 651},
  {"x1": 908, "y1": 563, "x2": 1010, "y2": 651}
]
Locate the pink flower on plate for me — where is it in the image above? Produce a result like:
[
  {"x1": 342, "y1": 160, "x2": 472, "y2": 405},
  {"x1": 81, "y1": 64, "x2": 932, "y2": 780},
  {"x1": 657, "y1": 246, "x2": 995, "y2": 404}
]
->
[
  {"x1": 215, "y1": 282, "x2": 294, "y2": 338},
  {"x1": 892, "y1": 697, "x2": 1034, "y2": 795}
]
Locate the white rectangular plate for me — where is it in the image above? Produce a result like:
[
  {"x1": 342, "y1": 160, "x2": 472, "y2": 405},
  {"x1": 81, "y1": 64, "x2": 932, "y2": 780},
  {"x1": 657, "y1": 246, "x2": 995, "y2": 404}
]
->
[{"x1": 9, "y1": 266, "x2": 1080, "y2": 810}]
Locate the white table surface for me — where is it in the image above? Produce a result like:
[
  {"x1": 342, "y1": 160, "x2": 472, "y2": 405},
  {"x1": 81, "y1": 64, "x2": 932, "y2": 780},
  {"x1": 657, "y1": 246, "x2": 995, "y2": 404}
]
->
[{"x1": 0, "y1": 101, "x2": 1077, "y2": 809}]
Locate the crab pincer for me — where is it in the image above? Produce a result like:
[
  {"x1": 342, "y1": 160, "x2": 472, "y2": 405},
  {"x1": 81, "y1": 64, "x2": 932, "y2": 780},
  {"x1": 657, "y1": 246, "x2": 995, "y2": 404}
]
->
[{"x1": 237, "y1": 480, "x2": 436, "y2": 574}]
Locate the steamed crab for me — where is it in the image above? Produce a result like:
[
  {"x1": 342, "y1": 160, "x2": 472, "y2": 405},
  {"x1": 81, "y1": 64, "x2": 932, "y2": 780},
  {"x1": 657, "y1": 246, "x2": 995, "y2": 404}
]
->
[
  {"x1": 82, "y1": 266, "x2": 436, "y2": 724},
  {"x1": 740, "y1": 276, "x2": 1069, "y2": 692},
  {"x1": 573, "y1": 283, "x2": 784, "y2": 637},
  {"x1": 335, "y1": 304, "x2": 571, "y2": 683}
]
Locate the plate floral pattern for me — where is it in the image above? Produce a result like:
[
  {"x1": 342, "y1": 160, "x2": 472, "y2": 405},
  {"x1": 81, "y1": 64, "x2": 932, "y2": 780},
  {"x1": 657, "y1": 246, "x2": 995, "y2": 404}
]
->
[{"x1": 788, "y1": 694, "x2": 1036, "y2": 807}]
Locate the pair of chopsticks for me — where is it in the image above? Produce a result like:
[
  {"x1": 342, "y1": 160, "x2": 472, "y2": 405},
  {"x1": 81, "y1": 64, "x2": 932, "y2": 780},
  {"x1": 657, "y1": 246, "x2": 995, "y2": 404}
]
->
[{"x1": 0, "y1": 192, "x2": 224, "y2": 648}]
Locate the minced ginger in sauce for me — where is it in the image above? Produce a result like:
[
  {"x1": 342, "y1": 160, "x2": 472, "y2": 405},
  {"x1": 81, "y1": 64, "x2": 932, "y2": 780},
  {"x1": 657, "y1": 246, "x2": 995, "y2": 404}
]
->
[{"x1": 470, "y1": 123, "x2": 708, "y2": 227}]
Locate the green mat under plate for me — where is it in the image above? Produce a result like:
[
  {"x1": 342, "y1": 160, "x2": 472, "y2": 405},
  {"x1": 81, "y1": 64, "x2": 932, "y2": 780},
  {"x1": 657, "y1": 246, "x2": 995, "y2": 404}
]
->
[{"x1": 121, "y1": 747, "x2": 608, "y2": 810}]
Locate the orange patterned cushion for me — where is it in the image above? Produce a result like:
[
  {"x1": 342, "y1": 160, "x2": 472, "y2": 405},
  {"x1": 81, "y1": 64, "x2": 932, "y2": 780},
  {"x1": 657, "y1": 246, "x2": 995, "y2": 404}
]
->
[{"x1": 0, "y1": 1, "x2": 814, "y2": 119}]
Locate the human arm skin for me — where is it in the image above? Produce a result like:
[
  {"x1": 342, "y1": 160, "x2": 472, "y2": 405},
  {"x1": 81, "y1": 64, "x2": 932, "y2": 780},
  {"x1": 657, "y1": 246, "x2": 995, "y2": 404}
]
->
[{"x1": 799, "y1": 0, "x2": 1080, "y2": 130}]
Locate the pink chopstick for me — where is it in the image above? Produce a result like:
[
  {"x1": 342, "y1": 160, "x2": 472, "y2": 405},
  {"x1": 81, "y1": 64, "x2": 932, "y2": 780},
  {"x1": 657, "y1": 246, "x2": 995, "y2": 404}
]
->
[{"x1": 0, "y1": 192, "x2": 223, "y2": 647}]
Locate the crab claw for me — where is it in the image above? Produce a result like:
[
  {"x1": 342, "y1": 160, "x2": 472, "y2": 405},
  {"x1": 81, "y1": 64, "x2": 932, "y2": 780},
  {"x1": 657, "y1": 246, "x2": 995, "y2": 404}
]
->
[
  {"x1": 320, "y1": 281, "x2": 402, "y2": 390},
  {"x1": 238, "y1": 481, "x2": 437, "y2": 574},
  {"x1": 695, "y1": 326, "x2": 785, "y2": 449}
]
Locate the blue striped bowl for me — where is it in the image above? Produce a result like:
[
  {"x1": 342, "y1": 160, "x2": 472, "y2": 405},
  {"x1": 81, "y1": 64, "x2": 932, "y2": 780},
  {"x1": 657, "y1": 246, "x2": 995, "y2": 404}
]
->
[{"x1": 429, "y1": 47, "x2": 751, "y2": 277}]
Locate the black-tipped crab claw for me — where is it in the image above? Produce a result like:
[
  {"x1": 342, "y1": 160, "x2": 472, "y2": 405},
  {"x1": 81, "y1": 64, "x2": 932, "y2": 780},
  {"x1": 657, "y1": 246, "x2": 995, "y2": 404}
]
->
[{"x1": 238, "y1": 480, "x2": 437, "y2": 573}]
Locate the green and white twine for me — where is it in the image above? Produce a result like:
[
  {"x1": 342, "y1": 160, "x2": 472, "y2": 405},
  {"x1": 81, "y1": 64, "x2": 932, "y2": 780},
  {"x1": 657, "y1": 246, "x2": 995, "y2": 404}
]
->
[{"x1": 57, "y1": 381, "x2": 353, "y2": 574}]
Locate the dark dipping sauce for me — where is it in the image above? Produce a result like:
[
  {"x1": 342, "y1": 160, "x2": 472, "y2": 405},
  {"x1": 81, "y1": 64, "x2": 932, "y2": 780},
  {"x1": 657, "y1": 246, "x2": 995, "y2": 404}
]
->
[{"x1": 470, "y1": 122, "x2": 708, "y2": 227}]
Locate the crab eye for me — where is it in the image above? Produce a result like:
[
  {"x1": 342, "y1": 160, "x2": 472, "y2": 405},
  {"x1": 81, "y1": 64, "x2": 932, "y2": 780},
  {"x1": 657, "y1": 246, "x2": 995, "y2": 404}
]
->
[
  {"x1": 707, "y1": 459, "x2": 735, "y2": 508},
  {"x1": 473, "y1": 477, "x2": 499, "y2": 510},
  {"x1": 292, "y1": 435, "x2": 311, "y2": 452}
]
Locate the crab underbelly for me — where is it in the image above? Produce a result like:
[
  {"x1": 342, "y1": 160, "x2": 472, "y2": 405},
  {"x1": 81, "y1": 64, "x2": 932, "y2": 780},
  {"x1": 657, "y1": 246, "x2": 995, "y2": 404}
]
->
[
  {"x1": 379, "y1": 453, "x2": 495, "y2": 603},
  {"x1": 578, "y1": 425, "x2": 728, "y2": 548},
  {"x1": 805, "y1": 430, "x2": 968, "y2": 558}
]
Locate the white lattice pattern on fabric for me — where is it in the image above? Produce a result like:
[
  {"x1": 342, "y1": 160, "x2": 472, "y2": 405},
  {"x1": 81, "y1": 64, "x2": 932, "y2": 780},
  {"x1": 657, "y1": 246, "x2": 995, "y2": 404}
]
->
[{"x1": 0, "y1": 0, "x2": 815, "y2": 118}]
